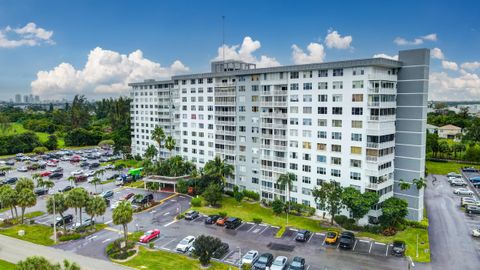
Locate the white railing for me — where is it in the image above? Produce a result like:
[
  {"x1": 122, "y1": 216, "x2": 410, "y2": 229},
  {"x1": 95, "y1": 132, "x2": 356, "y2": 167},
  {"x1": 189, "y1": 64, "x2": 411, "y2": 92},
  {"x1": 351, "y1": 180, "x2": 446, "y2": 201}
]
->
[{"x1": 216, "y1": 111, "x2": 236, "y2": 116}]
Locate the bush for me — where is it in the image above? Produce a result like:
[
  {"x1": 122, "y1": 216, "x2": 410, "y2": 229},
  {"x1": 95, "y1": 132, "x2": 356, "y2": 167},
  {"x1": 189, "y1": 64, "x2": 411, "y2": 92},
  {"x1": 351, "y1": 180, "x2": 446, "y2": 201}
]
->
[
  {"x1": 59, "y1": 233, "x2": 82, "y2": 242},
  {"x1": 191, "y1": 197, "x2": 202, "y2": 207},
  {"x1": 402, "y1": 219, "x2": 429, "y2": 230},
  {"x1": 98, "y1": 139, "x2": 114, "y2": 147},
  {"x1": 261, "y1": 199, "x2": 272, "y2": 207},
  {"x1": 363, "y1": 225, "x2": 382, "y2": 234},
  {"x1": 383, "y1": 227, "x2": 397, "y2": 236},
  {"x1": 224, "y1": 190, "x2": 234, "y2": 197},
  {"x1": 243, "y1": 190, "x2": 260, "y2": 201},
  {"x1": 272, "y1": 199, "x2": 284, "y2": 215},
  {"x1": 110, "y1": 249, "x2": 136, "y2": 260},
  {"x1": 334, "y1": 215, "x2": 349, "y2": 225},
  {"x1": 176, "y1": 180, "x2": 189, "y2": 194},
  {"x1": 234, "y1": 191, "x2": 244, "y2": 202},
  {"x1": 253, "y1": 218, "x2": 262, "y2": 224},
  {"x1": 149, "y1": 242, "x2": 155, "y2": 249},
  {"x1": 219, "y1": 212, "x2": 228, "y2": 218}
]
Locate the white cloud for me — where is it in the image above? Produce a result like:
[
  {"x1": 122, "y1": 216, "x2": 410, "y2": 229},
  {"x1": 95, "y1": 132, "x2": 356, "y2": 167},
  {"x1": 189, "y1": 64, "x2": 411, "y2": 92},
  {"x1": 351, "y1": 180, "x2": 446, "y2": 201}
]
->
[
  {"x1": 441, "y1": 60, "x2": 459, "y2": 71},
  {"x1": 213, "y1": 36, "x2": 280, "y2": 68},
  {"x1": 0, "y1": 22, "x2": 54, "y2": 48},
  {"x1": 422, "y1": 33, "x2": 437, "y2": 41},
  {"x1": 373, "y1": 53, "x2": 398, "y2": 60},
  {"x1": 31, "y1": 47, "x2": 189, "y2": 98},
  {"x1": 291, "y1": 43, "x2": 325, "y2": 64},
  {"x1": 431, "y1": 48, "x2": 444, "y2": 60},
  {"x1": 461, "y1": 61, "x2": 480, "y2": 71},
  {"x1": 324, "y1": 30, "x2": 352, "y2": 49},
  {"x1": 430, "y1": 71, "x2": 480, "y2": 101},
  {"x1": 394, "y1": 33, "x2": 438, "y2": 46}
]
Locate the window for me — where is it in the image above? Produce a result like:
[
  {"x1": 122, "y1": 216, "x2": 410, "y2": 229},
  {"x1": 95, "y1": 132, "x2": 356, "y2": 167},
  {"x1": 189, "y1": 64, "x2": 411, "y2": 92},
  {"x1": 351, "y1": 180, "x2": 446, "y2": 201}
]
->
[
  {"x1": 302, "y1": 141, "x2": 311, "y2": 149},
  {"x1": 302, "y1": 176, "x2": 311, "y2": 184},
  {"x1": 352, "y1": 94, "x2": 363, "y2": 102},
  {"x1": 351, "y1": 133, "x2": 362, "y2": 141},
  {"x1": 317, "y1": 143, "x2": 326, "y2": 151},
  {"x1": 352, "y1": 68, "x2": 364, "y2": 76},
  {"x1": 318, "y1": 107, "x2": 328, "y2": 114},
  {"x1": 332, "y1": 120, "x2": 342, "y2": 127},
  {"x1": 303, "y1": 71, "x2": 313, "y2": 78},
  {"x1": 302, "y1": 165, "x2": 311, "y2": 172},
  {"x1": 303, "y1": 95, "x2": 312, "y2": 102},
  {"x1": 331, "y1": 144, "x2": 342, "y2": 152},
  {"x1": 317, "y1": 119, "x2": 327, "y2": 127},
  {"x1": 332, "y1": 132, "x2": 342, "y2": 140},
  {"x1": 302, "y1": 118, "x2": 312, "y2": 126},
  {"x1": 332, "y1": 107, "x2": 343, "y2": 115},
  {"x1": 290, "y1": 106, "x2": 299, "y2": 113},
  {"x1": 303, "y1": 153, "x2": 311, "y2": 161},
  {"x1": 290, "y1": 118, "x2": 299, "y2": 125},
  {"x1": 333, "y1": 69, "x2": 343, "y2": 76},
  {"x1": 290, "y1": 95, "x2": 299, "y2": 102},
  {"x1": 352, "y1": 120, "x2": 363, "y2": 128},
  {"x1": 290, "y1": 129, "x2": 298, "y2": 136},
  {"x1": 317, "y1": 155, "x2": 326, "y2": 163},
  {"x1": 350, "y1": 159, "x2": 362, "y2": 168},
  {"x1": 332, "y1": 81, "x2": 343, "y2": 89},
  {"x1": 290, "y1": 83, "x2": 299, "y2": 90},
  {"x1": 352, "y1": 107, "x2": 363, "y2": 115},
  {"x1": 352, "y1": 80, "x2": 364, "y2": 89},
  {"x1": 317, "y1": 131, "x2": 327, "y2": 138},
  {"x1": 317, "y1": 167, "x2": 326, "y2": 175},
  {"x1": 302, "y1": 130, "x2": 312, "y2": 137},
  {"x1": 351, "y1": 146, "x2": 362, "y2": 155},
  {"x1": 331, "y1": 169, "x2": 341, "y2": 177},
  {"x1": 303, "y1": 107, "x2": 312, "y2": 114},
  {"x1": 318, "y1": 94, "x2": 328, "y2": 102},
  {"x1": 331, "y1": 157, "x2": 342, "y2": 165},
  {"x1": 303, "y1": 83, "x2": 312, "y2": 90},
  {"x1": 332, "y1": 94, "x2": 342, "y2": 102},
  {"x1": 290, "y1": 72, "x2": 299, "y2": 79},
  {"x1": 318, "y1": 82, "x2": 328, "y2": 90},
  {"x1": 318, "y1": 69, "x2": 328, "y2": 77},
  {"x1": 350, "y1": 172, "x2": 361, "y2": 180}
]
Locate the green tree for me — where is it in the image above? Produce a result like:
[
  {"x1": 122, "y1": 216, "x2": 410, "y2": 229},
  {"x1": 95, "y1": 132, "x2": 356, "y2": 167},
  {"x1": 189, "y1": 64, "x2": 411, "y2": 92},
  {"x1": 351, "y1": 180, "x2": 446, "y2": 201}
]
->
[
  {"x1": 151, "y1": 126, "x2": 165, "y2": 159},
  {"x1": 17, "y1": 188, "x2": 36, "y2": 224},
  {"x1": 69, "y1": 95, "x2": 91, "y2": 129},
  {"x1": 341, "y1": 187, "x2": 379, "y2": 224},
  {"x1": 165, "y1": 135, "x2": 176, "y2": 156},
  {"x1": 143, "y1": 145, "x2": 158, "y2": 160},
  {"x1": 44, "y1": 135, "x2": 58, "y2": 150},
  {"x1": 15, "y1": 178, "x2": 34, "y2": 193},
  {"x1": 46, "y1": 193, "x2": 69, "y2": 230},
  {"x1": 276, "y1": 172, "x2": 296, "y2": 206},
  {"x1": 112, "y1": 201, "x2": 133, "y2": 244},
  {"x1": 192, "y1": 235, "x2": 222, "y2": 267},
  {"x1": 312, "y1": 182, "x2": 343, "y2": 225},
  {"x1": 398, "y1": 180, "x2": 411, "y2": 191},
  {"x1": 0, "y1": 114, "x2": 11, "y2": 136},
  {"x1": 203, "y1": 156, "x2": 234, "y2": 185},
  {"x1": 379, "y1": 197, "x2": 408, "y2": 228},
  {"x1": 65, "y1": 188, "x2": 89, "y2": 225},
  {"x1": 85, "y1": 196, "x2": 107, "y2": 228},
  {"x1": 426, "y1": 132, "x2": 440, "y2": 157},
  {"x1": 90, "y1": 177, "x2": 101, "y2": 194},
  {"x1": 272, "y1": 199, "x2": 284, "y2": 215},
  {"x1": 412, "y1": 178, "x2": 427, "y2": 190},
  {"x1": 202, "y1": 183, "x2": 222, "y2": 207},
  {"x1": 0, "y1": 185, "x2": 18, "y2": 220},
  {"x1": 16, "y1": 256, "x2": 80, "y2": 270}
]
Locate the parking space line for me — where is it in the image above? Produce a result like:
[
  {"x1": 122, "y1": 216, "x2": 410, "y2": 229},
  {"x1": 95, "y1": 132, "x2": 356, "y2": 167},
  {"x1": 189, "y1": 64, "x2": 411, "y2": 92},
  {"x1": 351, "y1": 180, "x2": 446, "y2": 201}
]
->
[
  {"x1": 247, "y1": 224, "x2": 257, "y2": 233},
  {"x1": 247, "y1": 222, "x2": 254, "y2": 225},
  {"x1": 375, "y1": 242, "x2": 386, "y2": 246},
  {"x1": 164, "y1": 220, "x2": 178, "y2": 227},
  {"x1": 163, "y1": 212, "x2": 170, "y2": 216},
  {"x1": 222, "y1": 250, "x2": 236, "y2": 261},
  {"x1": 369, "y1": 241, "x2": 373, "y2": 253},
  {"x1": 105, "y1": 220, "x2": 112, "y2": 224},
  {"x1": 322, "y1": 237, "x2": 326, "y2": 245},
  {"x1": 259, "y1": 225, "x2": 270, "y2": 235},
  {"x1": 160, "y1": 238, "x2": 176, "y2": 248},
  {"x1": 306, "y1": 265, "x2": 310, "y2": 270},
  {"x1": 235, "y1": 223, "x2": 247, "y2": 230},
  {"x1": 270, "y1": 225, "x2": 279, "y2": 229},
  {"x1": 386, "y1": 245, "x2": 390, "y2": 256},
  {"x1": 307, "y1": 234, "x2": 313, "y2": 243},
  {"x1": 102, "y1": 238, "x2": 111, "y2": 243},
  {"x1": 290, "y1": 228, "x2": 298, "y2": 232},
  {"x1": 353, "y1": 239, "x2": 358, "y2": 250},
  {"x1": 315, "y1": 232, "x2": 325, "y2": 236},
  {"x1": 160, "y1": 247, "x2": 170, "y2": 251},
  {"x1": 359, "y1": 239, "x2": 369, "y2": 243}
]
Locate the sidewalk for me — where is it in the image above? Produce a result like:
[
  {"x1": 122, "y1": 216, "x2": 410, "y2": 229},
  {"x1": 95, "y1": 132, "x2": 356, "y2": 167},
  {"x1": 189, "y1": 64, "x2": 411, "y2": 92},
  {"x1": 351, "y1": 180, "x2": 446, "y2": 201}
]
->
[{"x1": 0, "y1": 234, "x2": 133, "y2": 270}]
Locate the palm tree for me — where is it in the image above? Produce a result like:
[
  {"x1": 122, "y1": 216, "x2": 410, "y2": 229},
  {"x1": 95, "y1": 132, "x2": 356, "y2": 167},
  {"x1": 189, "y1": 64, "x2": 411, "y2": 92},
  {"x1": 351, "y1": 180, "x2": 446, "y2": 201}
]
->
[
  {"x1": 67, "y1": 176, "x2": 76, "y2": 187},
  {"x1": 46, "y1": 193, "x2": 69, "y2": 230},
  {"x1": 398, "y1": 179, "x2": 411, "y2": 191},
  {"x1": 17, "y1": 188, "x2": 36, "y2": 224},
  {"x1": 42, "y1": 180, "x2": 55, "y2": 193},
  {"x1": 90, "y1": 177, "x2": 101, "y2": 194},
  {"x1": 165, "y1": 136, "x2": 176, "y2": 156},
  {"x1": 0, "y1": 185, "x2": 18, "y2": 220},
  {"x1": 65, "y1": 188, "x2": 89, "y2": 225},
  {"x1": 204, "y1": 156, "x2": 234, "y2": 185},
  {"x1": 85, "y1": 196, "x2": 107, "y2": 228},
  {"x1": 413, "y1": 178, "x2": 427, "y2": 190},
  {"x1": 112, "y1": 201, "x2": 133, "y2": 244},
  {"x1": 151, "y1": 126, "x2": 165, "y2": 160},
  {"x1": 276, "y1": 172, "x2": 296, "y2": 224},
  {"x1": 15, "y1": 178, "x2": 34, "y2": 193},
  {"x1": 144, "y1": 144, "x2": 158, "y2": 160}
]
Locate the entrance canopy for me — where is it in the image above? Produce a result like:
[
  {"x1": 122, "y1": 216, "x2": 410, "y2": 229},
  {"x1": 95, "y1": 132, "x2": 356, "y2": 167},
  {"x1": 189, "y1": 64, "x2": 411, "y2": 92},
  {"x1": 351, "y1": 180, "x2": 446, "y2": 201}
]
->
[{"x1": 143, "y1": 175, "x2": 190, "y2": 193}]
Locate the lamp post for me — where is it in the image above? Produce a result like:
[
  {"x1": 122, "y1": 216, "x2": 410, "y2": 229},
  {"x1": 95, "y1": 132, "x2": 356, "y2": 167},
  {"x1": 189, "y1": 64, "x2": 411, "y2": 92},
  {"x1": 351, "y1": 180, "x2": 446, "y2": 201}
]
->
[{"x1": 53, "y1": 199, "x2": 57, "y2": 244}]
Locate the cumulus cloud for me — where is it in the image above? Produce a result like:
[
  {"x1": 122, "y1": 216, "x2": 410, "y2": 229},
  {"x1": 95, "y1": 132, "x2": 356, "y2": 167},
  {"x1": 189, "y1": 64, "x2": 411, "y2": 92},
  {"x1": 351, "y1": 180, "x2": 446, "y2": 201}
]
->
[
  {"x1": 373, "y1": 53, "x2": 398, "y2": 60},
  {"x1": 430, "y1": 71, "x2": 480, "y2": 101},
  {"x1": 441, "y1": 60, "x2": 459, "y2": 71},
  {"x1": 31, "y1": 47, "x2": 189, "y2": 98},
  {"x1": 324, "y1": 30, "x2": 352, "y2": 49},
  {"x1": 431, "y1": 48, "x2": 444, "y2": 60},
  {"x1": 291, "y1": 43, "x2": 325, "y2": 64},
  {"x1": 213, "y1": 36, "x2": 280, "y2": 68},
  {"x1": 0, "y1": 22, "x2": 54, "y2": 48},
  {"x1": 394, "y1": 33, "x2": 437, "y2": 46},
  {"x1": 461, "y1": 61, "x2": 480, "y2": 71}
]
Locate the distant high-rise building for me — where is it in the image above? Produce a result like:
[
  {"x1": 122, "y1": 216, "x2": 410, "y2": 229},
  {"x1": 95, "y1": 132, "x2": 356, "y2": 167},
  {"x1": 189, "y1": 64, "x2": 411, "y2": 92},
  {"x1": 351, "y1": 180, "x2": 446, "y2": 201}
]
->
[
  {"x1": 34, "y1": 95, "x2": 40, "y2": 103},
  {"x1": 23, "y1": 95, "x2": 29, "y2": 103},
  {"x1": 15, "y1": 94, "x2": 21, "y2": 103}
]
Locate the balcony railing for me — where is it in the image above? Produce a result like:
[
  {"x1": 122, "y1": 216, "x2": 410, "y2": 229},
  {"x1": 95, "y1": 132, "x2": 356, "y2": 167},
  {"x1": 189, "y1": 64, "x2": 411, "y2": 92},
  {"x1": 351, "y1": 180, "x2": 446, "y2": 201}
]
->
[
  {"x1": 216, "y1": 111, "x2": 236, "y2": 116},
  {"x1": 260, "y1": 101, "x2": 288, "y2": 107},
  {"x1": 368, "y1": 101, "x2": 396, "y2": 108},
  {"x1": 215, "y1": 120, "x2": 236, "y2": 126},
  {"x1": 369, "y1": 115, "x2": 396, "y2": 121}
]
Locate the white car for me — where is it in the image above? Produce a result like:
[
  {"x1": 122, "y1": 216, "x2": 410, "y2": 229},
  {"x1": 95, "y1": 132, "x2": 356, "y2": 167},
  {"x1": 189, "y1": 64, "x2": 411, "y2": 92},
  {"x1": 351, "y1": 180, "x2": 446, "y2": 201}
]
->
[
  {"x1": 447, "y1": 172, "x2": 462, "y2": 178},
  {"x1": 472, "y1": 228, "x2": 480, "y2": 237},
  {"x1": 454, "y1": 188, "x2": 474, "y2": 196},
  {"x1": 71, "y1": 169, "x2": 83, "y2": 176},
  {"x1": 241, "y1": 250, "x2": 259, "y2": 265},
  {"x1": 176, "y1": 236, "x2": 195, "y2": 253},
  {"x1": 270, "y1": 256, "x2": 288, "y2": 270},
  {"x1": 17, "y1": 166, "x2": 28, "y2": 172},
  {"x1": 450, "y1": 179, "x2": 467, "y2": 187},
  {"x1": 104, "y1": 164, "x2": 115, "y2": 169},
  {"x1": 85, "y1": 170, "x2": 96, "y2": 177},
  {"x1": 110, "y1": 201, "x2": 121, "y2": 210}
]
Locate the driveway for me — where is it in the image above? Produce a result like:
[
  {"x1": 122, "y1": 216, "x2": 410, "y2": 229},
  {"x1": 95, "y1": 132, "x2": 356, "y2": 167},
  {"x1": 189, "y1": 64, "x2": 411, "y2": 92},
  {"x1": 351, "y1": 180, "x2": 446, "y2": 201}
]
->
[{"x1": 425, "y1": 174, "x2": 480, "y2": 270}]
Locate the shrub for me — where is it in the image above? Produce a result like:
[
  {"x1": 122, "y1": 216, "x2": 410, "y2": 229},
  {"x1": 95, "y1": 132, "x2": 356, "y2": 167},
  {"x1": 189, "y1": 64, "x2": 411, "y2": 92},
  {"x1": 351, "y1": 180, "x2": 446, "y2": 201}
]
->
[
  {"x1": 111, "y1": 249, "x2": 136, "y2": 260},
  {"x1": 224, "y1": 190, "x2": 234, "y2": 197},
  {"x1": 253, "y1": 218, "x2": 262, "y2": 224},
  {"x1": 98, "y1": 139, "x2": 114, "y2": 147},
  {"x1": 261, "y1": 199, "x2": 272, "y2": 207},
  {"x1": 33, "y1": 146, "x2": 48, "y2": 154},
  {"x1": 363, "y1": 225, "x2": 382, "y2": 234},
  {"x1": 334, "y1": 215, "x2": 349, "y2": 225},
  {"x1": 191, "y1": 197, "x2": 202, "y2": 207},
  {"x1": 149, "y1": 242, "x2": 155, "y2": 249},
  {"x1": 383, "y1": 227, "x2": 397, "y2": 236},
  {"x1": 219, "y1": 212, "x2": 228, "y2": 218},
  {"x1": 272, "y1": 199, "x2": 284, "y2": 215},
  {"x1": 402, "y1": 219, "x2": 429, "y2": 230},
  {"x1": 234, "y1": 191, "x2": 244, "y2": 202},
  {"x1": 243, "y1": 190, "x2": 260, "y2": 201},
  {"x1": 59, "y1": 233, "x2": 82, "y2": 242},
  {"x1": 176, "y1": 180, "x2": 189, "y2": 194}
]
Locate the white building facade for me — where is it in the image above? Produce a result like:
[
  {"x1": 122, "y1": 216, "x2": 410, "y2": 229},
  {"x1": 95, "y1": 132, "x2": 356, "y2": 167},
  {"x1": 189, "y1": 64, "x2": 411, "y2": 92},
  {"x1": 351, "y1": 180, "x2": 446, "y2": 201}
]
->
[{"x1": 129, "y1": 49, "x2": 430, "y2": 222}]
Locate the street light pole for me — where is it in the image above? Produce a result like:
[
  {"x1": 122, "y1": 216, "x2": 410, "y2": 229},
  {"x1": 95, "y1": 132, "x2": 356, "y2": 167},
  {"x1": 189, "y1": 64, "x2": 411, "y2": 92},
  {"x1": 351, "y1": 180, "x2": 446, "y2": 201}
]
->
[{"x1": 53, "y1": 199, "x2": 57, "y2": 244}]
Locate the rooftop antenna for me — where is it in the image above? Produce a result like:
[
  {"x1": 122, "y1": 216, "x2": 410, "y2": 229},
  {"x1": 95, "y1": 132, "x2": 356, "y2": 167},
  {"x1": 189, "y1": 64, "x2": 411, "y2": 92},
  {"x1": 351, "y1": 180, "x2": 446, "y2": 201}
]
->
[{"x1": 222, "y1": 15, "x2": 225, "y2": 65}]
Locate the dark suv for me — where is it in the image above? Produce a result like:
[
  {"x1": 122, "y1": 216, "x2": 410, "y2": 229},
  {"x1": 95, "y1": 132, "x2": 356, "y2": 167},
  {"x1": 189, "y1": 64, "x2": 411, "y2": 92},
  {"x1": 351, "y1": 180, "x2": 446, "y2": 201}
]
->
[
  {"x1": 51, "y1": 214, "x2": 73, "y2": 227},
  {"x1": 253, "y1": 253, "x2": 274, "y2": 270},
  {"x1": 184, "y1": 210, "x2": 199, "y2": 220},
  {"x1": 466, "y1": 205, "x2": 480, "y2": 214},
  {"x1": 391, "y1": 240, "x2": 406, "y2": 256},
  {"x1": 225, "y1": 217, "x2": 242, "y2": 229},
  {"x1": 295, "y1": 229, "x2": 312, "y2": 242},
  {"x1": 205, "y1": 215, "x2": 221, "y2": 224},
  {"x1": 339, "y1": 231, "x2": 356, "y2": 249}
]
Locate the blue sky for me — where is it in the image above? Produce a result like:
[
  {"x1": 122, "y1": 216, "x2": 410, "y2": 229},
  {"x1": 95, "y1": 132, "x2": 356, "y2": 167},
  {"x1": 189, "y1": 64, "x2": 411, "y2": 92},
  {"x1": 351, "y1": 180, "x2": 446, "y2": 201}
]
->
[{"x1": 0, "y1": 0, "x2": 479, "y2": 101}]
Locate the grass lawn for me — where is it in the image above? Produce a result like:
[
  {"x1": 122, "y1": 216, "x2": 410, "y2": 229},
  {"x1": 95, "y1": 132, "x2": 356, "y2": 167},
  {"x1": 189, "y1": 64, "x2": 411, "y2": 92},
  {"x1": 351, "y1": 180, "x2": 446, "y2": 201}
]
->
[
  {"x1": 121, "y1": 246, "x2": 229, "y2": 270},
  {"x1": 0, "y1": 224, "x2": 54, "y2": 246},
  {"x1": 124, "y1": 181, "x2": 145, "y2": 188},
  {"x1": 191, "y1": 197, "x2": 334, "y2": 237},
  {"x1": 0, "y1": 259, "x2": 15, "y2": 270},
  {"x1": 426, "y1": 160, "x2": 479, "y2": 175},
  {"x1": 24, "y1": 211, "x2": 45, "y2": 220}
]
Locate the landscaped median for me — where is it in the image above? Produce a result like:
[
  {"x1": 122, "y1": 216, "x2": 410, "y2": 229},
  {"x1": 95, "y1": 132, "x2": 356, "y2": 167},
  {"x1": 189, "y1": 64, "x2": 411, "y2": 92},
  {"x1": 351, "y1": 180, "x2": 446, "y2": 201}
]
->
[
  {"x1": 190, "y1": 196, "x2": 430, "y2": 263},
  {"x1": 426, "y1": 160, "x2": 479, "y2": 175}
]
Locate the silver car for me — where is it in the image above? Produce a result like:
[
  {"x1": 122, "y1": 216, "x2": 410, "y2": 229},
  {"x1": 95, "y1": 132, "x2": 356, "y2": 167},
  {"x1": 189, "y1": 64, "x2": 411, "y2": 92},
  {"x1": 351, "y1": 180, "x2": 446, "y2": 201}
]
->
[
  {"x1": 271, "y1": 256, "x2": 288, "y2": 270},
  {"x1": 454, "y1": 188, "x2": 474, "y2": 196},
  {"x1": 241, "y1": 250, "x2": 259, "y2": 265}
]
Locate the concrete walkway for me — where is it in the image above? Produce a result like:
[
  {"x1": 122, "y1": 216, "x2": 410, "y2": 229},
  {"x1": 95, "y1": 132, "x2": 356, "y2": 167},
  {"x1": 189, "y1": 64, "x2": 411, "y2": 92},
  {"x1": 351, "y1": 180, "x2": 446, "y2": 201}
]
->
[{"x1": 0, "y1": 235, "x2": 133, "y2": 270}]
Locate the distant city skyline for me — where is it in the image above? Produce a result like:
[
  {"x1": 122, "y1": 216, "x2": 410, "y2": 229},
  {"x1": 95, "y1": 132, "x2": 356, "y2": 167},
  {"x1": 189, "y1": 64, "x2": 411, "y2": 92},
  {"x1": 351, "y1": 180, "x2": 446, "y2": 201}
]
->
[{"x1": 0, "y1": 0, "x2": 478, "y2": 101}]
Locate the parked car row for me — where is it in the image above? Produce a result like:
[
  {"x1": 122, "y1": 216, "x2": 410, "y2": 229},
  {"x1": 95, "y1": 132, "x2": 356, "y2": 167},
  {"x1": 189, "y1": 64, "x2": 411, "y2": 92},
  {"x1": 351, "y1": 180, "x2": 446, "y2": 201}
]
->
[{"x1": 248, "y1": 252, "x2": 306, "y2": 270}]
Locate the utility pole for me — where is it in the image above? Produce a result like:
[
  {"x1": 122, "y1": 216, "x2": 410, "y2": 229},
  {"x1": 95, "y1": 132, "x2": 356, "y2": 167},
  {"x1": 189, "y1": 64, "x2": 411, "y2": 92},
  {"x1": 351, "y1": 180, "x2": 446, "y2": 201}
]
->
[{"x1": 53, "y1": 199, "x2": 57, "y2": 244}]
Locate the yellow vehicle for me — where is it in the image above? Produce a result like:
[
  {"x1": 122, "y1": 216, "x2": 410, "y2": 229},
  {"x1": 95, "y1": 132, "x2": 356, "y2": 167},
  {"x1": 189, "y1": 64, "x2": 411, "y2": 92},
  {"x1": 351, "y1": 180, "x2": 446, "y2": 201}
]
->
[{"x1": 325, "y1": 231, "x2": 339, "y2": 244}]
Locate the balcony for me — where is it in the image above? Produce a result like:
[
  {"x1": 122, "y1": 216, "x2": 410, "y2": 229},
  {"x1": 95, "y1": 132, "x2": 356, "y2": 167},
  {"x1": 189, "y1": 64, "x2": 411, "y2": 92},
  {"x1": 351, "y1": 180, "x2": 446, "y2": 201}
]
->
[
  {"x1": 215, "y1": 101, "x2": 236, "y2": 106},
  {"x1": 260, "y1": 112, "x2": 288, "y2": 119},
  {"x1": 215, "y1": 120, "x2": 236, "y2": 126},
  {"x1": 217, "y1": 129, "x2": 236, "y2": 136},
  {"x1": 215, "y1": 82, "x2": 236, "y2": 88},
  {"x1": 366, "y1": 153, "x2": 394, "y2": 163},
  {"x1": 368, "y1": 87, "x2": 396, "y2": 95},
  {"x1": 216, "y1": 111, "x2": 236, "y2": 116},
  {"x1": 260, "y1": 101, "x2": 288, "y2": 107},
  {"x1": 367, "y1": 101, "x2": 396, "y2": 108},
  {"x1": 366, "y1": 141, "x2": 395, "y2": 149},
  {"x1": 368, "y1": 115, "x2": 396, "y2": 122},
  {"x1": 215, "y1": 139, "x2": 236, "y2": 145},
  {"x1": 214, "y1": 90, "x2": 236, "y2": 97},
  {"x1": 366, "y1": 179, "x2": 393, "y2": 190},
  {"x1": 260, "y1": 185, "x2": 274, "y2": 192}
]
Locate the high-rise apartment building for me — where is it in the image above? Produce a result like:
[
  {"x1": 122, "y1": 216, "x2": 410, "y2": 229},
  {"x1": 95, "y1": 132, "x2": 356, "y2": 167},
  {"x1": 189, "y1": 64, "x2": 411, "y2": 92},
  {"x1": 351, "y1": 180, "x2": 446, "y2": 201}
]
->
[{"x1": 129, "y1": 49, "x2": 429, "y2": 222}]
